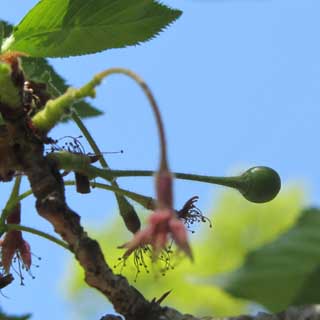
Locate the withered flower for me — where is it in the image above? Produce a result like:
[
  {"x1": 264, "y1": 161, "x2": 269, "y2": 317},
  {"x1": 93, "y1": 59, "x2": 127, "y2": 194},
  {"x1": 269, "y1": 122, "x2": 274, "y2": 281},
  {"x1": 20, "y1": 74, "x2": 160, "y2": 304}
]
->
[
  {"x1": 0, "y1": 230, "x2": 32, "y2": 273},
  {"x1": 121, "y1": 208, "x2": 192, "y2": 259},
  {"x1": 118, "y1": 73, "x2": 193, "y2": 261},
  {"x1": 121, "y1": 172, "x2": 193, "y2": 260},
  {"x1": 0, "y1": 204, "x2": 32, "y2": 273}
]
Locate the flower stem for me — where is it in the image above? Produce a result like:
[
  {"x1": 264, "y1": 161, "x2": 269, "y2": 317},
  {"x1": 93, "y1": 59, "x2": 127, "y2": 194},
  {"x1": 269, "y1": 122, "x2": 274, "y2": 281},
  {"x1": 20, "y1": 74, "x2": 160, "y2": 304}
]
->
[
  {"x1": 102, "y1": 170, "x2": 244, "y2": 190},
  {"x1": 71, "y1": 112, "x2": 109, "y2": 167},
  {"x1": 111, "y1": 170, "x2": 240, "y2": 185},
  {"x1": 47, "y1": 152, "x2": 244, "y2": 192},
  {"x1": 71, "y1": 111, "x2": 141, "y2": 232},
  {"x1": 13, "y1": 181, "x2": 155, "y2": 214},
  {"x1": 94, "y1": 68, "x2": 168, "y2": 171},
  {"x1": 5, "y1": 223, "x2": 70, "y2": 251},
  {"x1": 17, "y1": 189, "x2": 33, "y2": 202},
  {"x1": 32, "y1": 68, "x2": 168, "y2": 171},
  {"x1": 0, "y1": 175, "x2": 22, "y2": 224},
  {"x1": 64, "y1": 180, "x2": 155, "y2": 210}
]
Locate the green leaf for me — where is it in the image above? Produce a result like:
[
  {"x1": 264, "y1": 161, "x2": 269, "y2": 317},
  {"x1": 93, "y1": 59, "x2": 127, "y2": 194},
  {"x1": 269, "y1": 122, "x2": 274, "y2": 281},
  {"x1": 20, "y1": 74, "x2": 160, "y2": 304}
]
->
[
  {"x1": 21, "y1": 57, "x2": 103, "y2": 119},
  {"x1": 4, "y1": 0, "x2": 182, "y2": 58},
  {"x1": 212, "y1": 208, "x2": 320, "y2": 312}
]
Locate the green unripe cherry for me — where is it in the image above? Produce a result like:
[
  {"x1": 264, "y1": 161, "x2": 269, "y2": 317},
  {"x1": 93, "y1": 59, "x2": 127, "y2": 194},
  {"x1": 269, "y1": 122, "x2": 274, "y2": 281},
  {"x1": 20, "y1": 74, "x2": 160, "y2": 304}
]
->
[
  {"x1": 175, "y1": 166, "x2": 281, "y2": 203},
  {"x1": 238, "y1": 166, "x2": 281, "y2": 203}
]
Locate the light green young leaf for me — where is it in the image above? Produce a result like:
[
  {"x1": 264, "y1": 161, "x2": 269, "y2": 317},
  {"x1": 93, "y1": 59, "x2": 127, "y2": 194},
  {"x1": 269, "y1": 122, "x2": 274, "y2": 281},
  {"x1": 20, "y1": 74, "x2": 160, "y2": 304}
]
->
[
  {"x1": 4, "y1": 0, "x2": 182, "y2": 57},
  {"x1": 212, "y1": 208, "x2": 320, "y2": 312},
  {"x1": 21, "y1": 57, "x2": 102, "y2": 119},
  {"x1": 199, "y1": 187, "x2": 303, "y2": 275}
]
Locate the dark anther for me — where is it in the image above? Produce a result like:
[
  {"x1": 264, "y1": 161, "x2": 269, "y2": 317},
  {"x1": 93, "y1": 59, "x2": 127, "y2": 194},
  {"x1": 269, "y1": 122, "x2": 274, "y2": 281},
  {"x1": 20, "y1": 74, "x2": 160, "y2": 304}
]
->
[{"x1": 177, "y1": 196, "x2": 212, "y2": 230}]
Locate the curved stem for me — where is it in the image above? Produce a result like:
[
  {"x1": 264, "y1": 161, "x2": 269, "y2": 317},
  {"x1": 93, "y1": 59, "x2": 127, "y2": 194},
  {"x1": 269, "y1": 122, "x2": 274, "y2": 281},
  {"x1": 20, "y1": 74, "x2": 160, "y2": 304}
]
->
[
  {"x1": 5, "y1": 223, "x2": 70, "y2": 251},
  {"x1": 34, "y1": 68, "x2": 168, "y2": 170},
  {"x1": 33, "y1": 68, "x2": 168, "y2": 231},
  {"x1": 92, "y1": 68, "x2": 168, "y2": 171}
]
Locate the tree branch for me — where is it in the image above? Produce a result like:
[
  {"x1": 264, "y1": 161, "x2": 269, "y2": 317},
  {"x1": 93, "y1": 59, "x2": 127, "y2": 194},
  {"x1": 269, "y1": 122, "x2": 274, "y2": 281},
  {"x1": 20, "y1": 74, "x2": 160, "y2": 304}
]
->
[
  {"x1": 16, "y1": 128, "x2": 156, "y2": 319},
  {"x1": 100, "y1": 305, "x2": 320, "y2": 320}
]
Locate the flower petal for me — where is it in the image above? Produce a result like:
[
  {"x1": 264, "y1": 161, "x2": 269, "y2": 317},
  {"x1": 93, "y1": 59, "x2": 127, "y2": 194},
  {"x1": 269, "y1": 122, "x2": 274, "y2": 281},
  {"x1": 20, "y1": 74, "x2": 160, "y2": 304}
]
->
[
  {"x1": 169, "y1": 218, "x2": 193, "y2": 260},
  {"x1": 19, "y1": 239, "x2": 32, "y2": 270},
  {"x1": 1, "y1": 231, "x2": 20, "y2": 272},
  {"x1": 119, "y1": 228, "x2": 153, "y2": 258}
]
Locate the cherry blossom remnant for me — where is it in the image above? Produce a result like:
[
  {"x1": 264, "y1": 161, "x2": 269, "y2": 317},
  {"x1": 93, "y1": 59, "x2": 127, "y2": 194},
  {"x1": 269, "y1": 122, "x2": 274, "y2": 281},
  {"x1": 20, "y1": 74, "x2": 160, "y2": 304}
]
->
[{"x1": 0, "y1": 204, "x2": 32, "y2": 274}]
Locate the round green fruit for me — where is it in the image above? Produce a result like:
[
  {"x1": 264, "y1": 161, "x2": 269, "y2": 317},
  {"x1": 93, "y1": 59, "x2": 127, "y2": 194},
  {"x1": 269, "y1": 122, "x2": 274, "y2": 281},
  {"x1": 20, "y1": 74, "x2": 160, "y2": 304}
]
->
[{"x1": 239, "y1": 166, "x2": 281, "y2": 203}]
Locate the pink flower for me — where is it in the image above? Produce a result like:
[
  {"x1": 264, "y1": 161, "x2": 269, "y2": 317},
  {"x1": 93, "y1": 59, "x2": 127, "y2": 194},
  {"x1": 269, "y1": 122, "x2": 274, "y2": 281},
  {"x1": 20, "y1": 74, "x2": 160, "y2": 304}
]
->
[
  {"x1": 121, "y1": 209, "x2": 193, "y2": 260},
  {"x1": 120, "y1": 171, "x2": 193, "y2": 260}
]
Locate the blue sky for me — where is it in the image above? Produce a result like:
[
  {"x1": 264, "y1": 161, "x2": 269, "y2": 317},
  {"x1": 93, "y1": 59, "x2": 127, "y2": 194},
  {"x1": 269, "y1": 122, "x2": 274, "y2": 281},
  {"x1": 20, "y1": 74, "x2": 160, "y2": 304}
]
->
[{"x1": 1, "y1": 0, "x2": 320, "y2": 319}]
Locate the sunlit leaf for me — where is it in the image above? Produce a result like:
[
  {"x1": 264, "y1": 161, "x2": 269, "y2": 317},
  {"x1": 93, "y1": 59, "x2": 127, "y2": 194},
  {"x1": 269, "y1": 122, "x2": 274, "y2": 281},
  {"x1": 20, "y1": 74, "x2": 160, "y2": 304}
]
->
[{"x1": 5, "y1": 0, "x2": 182, "y2": 57}]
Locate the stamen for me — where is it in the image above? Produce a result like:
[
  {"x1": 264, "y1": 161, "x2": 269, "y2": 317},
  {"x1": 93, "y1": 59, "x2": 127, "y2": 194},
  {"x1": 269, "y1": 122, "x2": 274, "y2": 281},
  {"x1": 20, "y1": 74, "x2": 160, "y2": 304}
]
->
[
  {"x1": 114, "y1": 242, "x2": 178, "y2": 281},
  {"x1": 177, "y1": 196, "x2": 212, "y2": 231}
]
